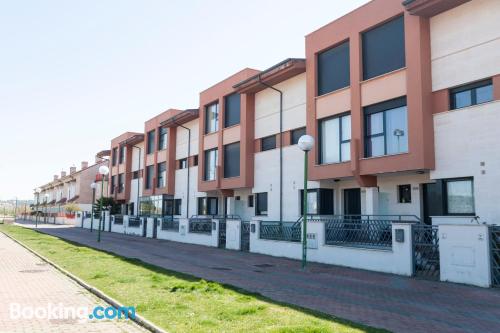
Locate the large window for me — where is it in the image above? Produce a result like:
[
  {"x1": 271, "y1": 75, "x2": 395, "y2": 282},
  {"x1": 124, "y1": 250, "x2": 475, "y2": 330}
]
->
[
  {"x1": 291, "y1": 127, "x2": 306, "y2": 145},
  {"x1": 261, "y1": 135, "x2": 276, "y2": 151},
  {"x1": 145, "y1": 165, "x2": 154, "y2": 189},
  {"x1": 224, "y1": 93, "x2": 240, "y2": 128},
  {"x1": 319, "y1": 114, "x2": 351, "y2": 164},
  {"x1": 111, "y1": 147, "x2": 117, "y2": 166},
  {"x1": 158, "y1": 127, "x2": 167, "y2": 150},
  {"x1": 450, "y1": 79, "x2": 493, "y2": 110},
  {"x1": 118, "y1": 173, "x2": 124, "y2": 193},
  {"x1": 147, "y1": 130, "x2": 155, "y2": 154},
  {"x1": 224, "y1": 142, "x2": 240, "y2": 178},
  {"x1": 445, "y1": 178, "x2": 474, "y2": 215},
  {"x1": 139, "y1": 195, "x2": 163, "y2": 217},
  {"x1": 317, "y1": 41, "x2": 350, "y2": 95},
  {"x1": 364, "y1": 97, "x2": 408, "y2": 158},
  {"x1": 300, "y1": 189, "x2": 334, "y2": 215},
  {"x1": 198, "y1": 197, "x2": 218, "y2": 215},
  {"x1": 255, "y1": 192, "x2": 268, "y2": 216},
  {"x1": 204, "y1": 148, "x2": 218, "y2": 181},
  {"x1": 119, "y1": 146, "x2": 125, "y2": 164},
  {"x1": 205, "y1": 103, "x2": 219, "y2": 134},
  {"x1": 110, "y1": 175, "x2": 116, "y2": 194},
  {"x1": 174, "y1": 199, "x2": 182, "y2": 215},
  {"x1": 157, "y1": 162, "x2": 166, "y2": 188},
  {"x1": 362, "y1": 16, "x2": 405, "y2": 80}
]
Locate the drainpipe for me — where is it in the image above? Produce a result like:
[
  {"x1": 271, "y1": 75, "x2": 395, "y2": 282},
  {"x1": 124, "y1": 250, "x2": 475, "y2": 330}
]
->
[
  {"x1": 132, "y1": 145, "x2": 142, "y2": 216},
  {"x1": 258, "y1": 75, "x2": 283, "y2": 223},
  {"x1": 172, "y1": 122, "x2": 191, "y2": 218}
]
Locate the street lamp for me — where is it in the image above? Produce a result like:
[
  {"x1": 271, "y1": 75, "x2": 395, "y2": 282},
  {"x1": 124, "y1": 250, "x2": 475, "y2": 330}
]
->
[
  {"x1": 298, "y1": 134, "x2": 314, "y2": 270},
  {"x1": 97, "y1": 165, "x2": 109, "y2": 242},
  {"x1": 90, "y1": 182, "x2": 96, "y2": 232}
]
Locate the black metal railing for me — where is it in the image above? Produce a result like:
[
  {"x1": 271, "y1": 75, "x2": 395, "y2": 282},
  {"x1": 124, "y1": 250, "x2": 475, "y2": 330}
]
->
[
  {"x1": 161, "y1": 216, "x2": 179, "y2": 231},
  {"x1": 128, "y1": 216, "x2": 141, "y2": 228},
  {"x1": 113, "y1": 215, "x2": 123, "y2": 225},
  {"x1": 259, "y1": 221, "x2": 301, "y2": 242},
  {"x1": 188, "y1": 217, "x2": 212, "y2": 234}
]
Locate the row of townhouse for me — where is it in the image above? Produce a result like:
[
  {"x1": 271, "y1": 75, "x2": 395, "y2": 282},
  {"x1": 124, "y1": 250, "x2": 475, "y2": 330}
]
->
[
  {"x1": 33, "y1": 156, "x2": 109, "y2": 222},
  {"x1": 109, "y1": 0, "x2": 500, "y2": 227},
  {"x1": 35, "y1": 0, "x2": 500, "y2": 287}
]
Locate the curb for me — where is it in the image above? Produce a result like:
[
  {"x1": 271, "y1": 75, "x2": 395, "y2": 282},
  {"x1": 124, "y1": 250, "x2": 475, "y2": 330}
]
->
[{"x1": 0, "y1": 229, "x2": 168, "y2": 333}]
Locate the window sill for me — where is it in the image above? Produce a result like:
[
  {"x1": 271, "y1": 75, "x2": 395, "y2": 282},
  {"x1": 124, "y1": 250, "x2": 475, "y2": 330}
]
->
[
  {"x1": 360, "y1": 67, "x2": 406, "y2": 84},
  {"x1": 315, "y1": 160, "x2": 350, "y2": 167},
  {"x1": 223, "y1": 123, "x2": 240, "y2": 130},
  {"x1": 436, "y1": 99, "x2": 499, "y2": 115},
  {"x1": 315, "y1": 85, "x2": 351, "y2": 99},
  {"x1": 361, "y1": 152, "x2": 409, "y2": 160}
]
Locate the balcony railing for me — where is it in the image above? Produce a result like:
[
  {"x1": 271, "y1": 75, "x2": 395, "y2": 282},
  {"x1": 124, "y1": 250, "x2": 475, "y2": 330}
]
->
[
  {"x1": 259, "y1": 221, "x2": 301, "y2": 242},
  {"x1": 128, "y1": 216, "x2": 141, "y2": 228},
  {"x1": 161, "y1": 216, "x2": 179, "y2": 231}
]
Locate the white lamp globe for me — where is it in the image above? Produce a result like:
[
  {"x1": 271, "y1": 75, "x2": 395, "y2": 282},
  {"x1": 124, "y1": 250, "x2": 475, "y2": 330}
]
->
[
  {"x1": 298, "y1": 135, "x2": 315, "y2": 152},
  {"x1": 90, "y1": 182, "x2": 96, "y2": 189},
  {"x1": 98, "y1": 165, "x2": 110, "y2": 176}
]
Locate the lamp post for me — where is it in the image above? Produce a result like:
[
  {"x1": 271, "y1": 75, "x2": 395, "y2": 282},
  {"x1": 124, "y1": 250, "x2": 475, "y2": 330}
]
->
[
  {"x1": 298, "y1": 135, "x2": 314, "y2": 270},
  {"x1": 90, "y1": 182, "x2": 96, "y2": 232},
  {"x1": 97, "y1": 165, "x2": 109, "y2": 242}
]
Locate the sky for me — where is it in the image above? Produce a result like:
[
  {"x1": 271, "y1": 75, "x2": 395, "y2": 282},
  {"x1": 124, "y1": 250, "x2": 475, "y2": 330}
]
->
[{"x1": 0, "y1": 0, "x2": 370, "y2": 200}]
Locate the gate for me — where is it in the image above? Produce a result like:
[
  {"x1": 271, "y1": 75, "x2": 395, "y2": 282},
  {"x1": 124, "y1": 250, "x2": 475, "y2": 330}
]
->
[
  {"x1": 490, "y1": 226, "x2": 500, "y2": 287},
  {"x1": 218, "y1": 220, "x2": 226, "y2": 249},
  {"x1": 241, "y1": 222, "x2": 250, "y2": 252},
  {"x1": 412, "y1": 224, "x2": 440, "y2": 280}
]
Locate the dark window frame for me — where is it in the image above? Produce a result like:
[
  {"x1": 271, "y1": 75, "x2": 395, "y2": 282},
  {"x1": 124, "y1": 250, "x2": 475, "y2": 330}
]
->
[
  {"x1": 223, "y1": 142, "x2": 240, "y2": 178},
  {"x1": 450, "y1": 79, "x2": 493, "y2": 110},
  {"x1": 145, "y1": 165, "x2": 154, "y2": 190},
  {"x1": 300, "y1": 188, "x2": 334, "y2": 215},
  {"x1": 317, "y1": 40, "x2": 350, "y2": 96},
  {"x1": 193, "y1": 155, "x2": 199, "y2": 166},
  {"x1": 291, "y1": 127, "x2": 306, "y2": 145},
  {"x1": 443, "y1": 177, "x2": 475, "y2": 216},
  {"x1": 255, "y1": 192, "x2": 268, "y2": 216},
  {"x1": 205, "y1": 102, "x2": 219, "y2": 134},
  {"x1": 248, "y1": 195, "x2": 254, "y2": 208},
  {"x1": 110, "y1": 175, "x2": 116, "y2": 194},
  {"x1": 398, "y1": 184, "x2": 412, "y2": 203},
  {"x1": 147, "y1": 130, "x2": 155, "y2": 155},
  {"x1": 179, "y1": 158, "x2": 187, "y2": 169},
  {"x1": 224, "y1": 93, "x2": 241, "y2": 128},
  {"x1": 197, "y1": 197, "x2": 218, "y2": 215},
  {"x1": 118, "y1": 173, "x2": 124, "y2": 193},
  {"x1": 174, "y1": 199, "x2": 182, "y2": 215},
  {"x1": 261, "y1": 135, "x2": 276, "y2": 151},
  {"x1": 119, "y1": 145, "x2": 125, "y2": 164},
  {"x1": 158, "y1": 127, "x2": 167, "y2": 151},
  {"x1": 156, "y1": 162, "x2": 166, "y2": 188},
  {"x1": 111, "y1": 147, "x2": 117, "y2": 166},
  {"x1": 318, "y1": 112, "x2": 351, "y2": 164},
  {"x1": 204, "y1": 148, "x2": 218, "y2": 181}
]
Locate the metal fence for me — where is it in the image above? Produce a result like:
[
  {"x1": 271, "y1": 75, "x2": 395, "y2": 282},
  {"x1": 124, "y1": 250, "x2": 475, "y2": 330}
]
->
[
  {"x1": 490, "y1": 226, "x2": 500, "y2": 287},
  {"x1": 324, "y1": 216, "x2": 393, "y2": 249},
  {"x1": 259, "y1": 221, "x2": 301, "y2": 242},
  {"x1": 412, "y1": 224, "x2": 440, "y2": 280},
  {"x1": 128, "y1": 216, "x2": 141, "y2": 228},
  {"x1": 188, "y1": 217, "x2": 212, "y2": 234},
  {"x1": 113, "y1": 215, "x2": 123, "y2": 225},
  {"x1": 161, "y1": 216, "x2": 179, "y2": 231}
]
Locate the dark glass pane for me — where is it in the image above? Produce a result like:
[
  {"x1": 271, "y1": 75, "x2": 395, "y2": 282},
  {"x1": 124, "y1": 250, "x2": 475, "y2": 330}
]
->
[
  {"x1": 446, "y1": 179, "x2": 474, "y2": 214},
  {"x1": 261, "y1": 136, "x2": 276, "y2": 151},
  {"x1": 452, "y1": 90, "x2": 472, "y2": 109},
  {"x1": 224, "y1": 93, "x2": 241, "y2": 127},
  {"x1": 256, "y1": 192, "x2": 268, "y2": 215},
  {"x1": 147, "y1": 130, "x2": 155, "y2": 154},
  {"x1": 362, "y1": 16, "x2": 405, "y2": 80},
  {"x1": 205, "y1": 103, "x2": 219, "y2": 134},
  {"x1": 204, "y1": 149, "x2": 217, "y2": 181},
  {"x1": 398, "y1": 184, "x2": 411, "y2": 203},
  {"x1": 224, "y1": 142, "x2": 240, "y2": 178},
  {"x1": 318, "y1": 41, "x2": 350, "y2": 95},
  {"x1": 366, "y1": 136, "x2": 384, "y2": 157},
  {"x1": 385, "y1": 106, "x2": 408, "y2": 154},
  {"x1": 476, "y1": 84, "x2": 493, "y2": 104},
  {"x1": 366, "y1": 112, "x2": 383, "y2": 136},
  {"x1": 291, "y1": 127, "x2": 306, "y2": 145}
]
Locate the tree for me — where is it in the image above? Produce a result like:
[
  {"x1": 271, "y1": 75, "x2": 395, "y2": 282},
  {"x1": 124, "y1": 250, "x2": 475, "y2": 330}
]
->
[
  {"x1": 64, "y1": 203, "x2": 80, "y2": 214},
  {"x1": 93, "y1": 197, "x2": 120, "y2": 215}
]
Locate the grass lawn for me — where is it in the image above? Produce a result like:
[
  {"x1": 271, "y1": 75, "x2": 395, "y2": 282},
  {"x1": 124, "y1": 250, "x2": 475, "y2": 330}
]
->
[{"x1": 0, "y1": 224, "x2": 387, "y2": 333}]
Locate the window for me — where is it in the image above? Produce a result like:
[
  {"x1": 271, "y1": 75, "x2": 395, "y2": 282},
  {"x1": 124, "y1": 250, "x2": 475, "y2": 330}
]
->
[
  {"x1": 119, "y1": 146, "x2": 125, "y2": 164},
  {"x1": 319, "y1": 114, "x2": 351, "y2": 163},
  {"x1": 174, "y1": 199, "x2": 182, "y2": 215},
  {"x1": 193, "y1": 155, "x2": 198, "y2": 166},
  {"x1": 248, "y1": 195, "x2": 254, "y2": 208},
  {"x1": 317, "y1": 41, "x2": 350, "y2": 95},
  {"x1": 255, "y1": 192, "x2": 268, "y2": 216},
  {"x1": 261, "y1": 135, "x2": 276, "y2": 151},
  {"x1": 224, "y1": 93, "x2": 240, "y2": 127},
  {"x1": 132, "y1": 170, "x2": 139, "y2": 179},
  {"x1": 147, "y1": 130, "x2": 155, "y2": 154},
  {"x1": 128, "y1": 203, "x2": 135, "y2": 215},
  {"x1": 362, "y1": 16, "x2": 405, "y2": 80},
  {"x1": 118, "y1": 173, "x2": 124, "y2": 193},
  {"x1": 291, "y1": 127, "x2": 306, "y2": 145},
  {"x1": 224, "y1": 142, "x2": 240, "y2": 178},
  {"x1": 450, "y1": 79, "x2": 493, "y2": 110},
  {"x1": 158, "y1": 127, "x2": 167, "y2": 150},
  {"x1": 204, "y1": 148, "x2": 218, "y2": 181},
  {"x1": 398, "y1": 184, "x2": 411, "y2": 203},
  {"x1": 364, "y1": 97, "x2": 408, "y2": 157},
  {"x1": 139, "y1": 195, "x2": 163, "y2": 217},
  {"x1": 300, "y1": 189, "x2": 334, "y2": 215},
  {"x1": 179, "y1": 158, "x2": 187, "y2": 169},
  {"x1": 112, "y1": 147, "x2": 117, "y2": 166},
  {"x1": 157, "y1": 162, "x2": 166, "y2": 188},
  {"x1": 198, "y1": 197, "x2": 218, "y2": 215},
  {"x1": 110, "y1": 175, "x2": 116, "y2": 194},
  {"x1": 205, "y1": 103, "x2": 219, "y2": 134},
  {"x1": 145, "y1": 165, "x2": 154, "y2": 189},
  {"x1": 445, "y1": 178, "x2": 474, "y2": 215}
]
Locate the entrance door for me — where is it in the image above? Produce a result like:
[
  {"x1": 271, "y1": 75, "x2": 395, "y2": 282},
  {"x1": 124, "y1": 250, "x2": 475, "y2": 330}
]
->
[
  {"x1": 422, "y1": 183, "x2": 441, "y2": 225},
  {"x1": 343, "y1": 188, "x2": 361, "y2": 215}
]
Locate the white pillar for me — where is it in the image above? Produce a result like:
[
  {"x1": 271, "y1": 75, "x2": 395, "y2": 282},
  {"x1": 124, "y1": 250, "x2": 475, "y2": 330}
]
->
[{"x1": 364, "y1": 187, "x2": 379, "y2": 215}]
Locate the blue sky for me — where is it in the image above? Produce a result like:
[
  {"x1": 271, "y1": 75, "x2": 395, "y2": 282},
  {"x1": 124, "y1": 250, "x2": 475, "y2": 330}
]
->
[{"x1": 0, "y1": 0, "x2": 369, "y2": 200}]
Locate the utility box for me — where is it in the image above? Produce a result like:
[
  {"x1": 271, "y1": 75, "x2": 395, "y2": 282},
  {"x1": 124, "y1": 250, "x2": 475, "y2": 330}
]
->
[
  {"x1": 395, "y1": 229, "x2": 404, "y2": 243},
  {"x1": 307, "y1": 233, "x2": 318, "y2": 249}
]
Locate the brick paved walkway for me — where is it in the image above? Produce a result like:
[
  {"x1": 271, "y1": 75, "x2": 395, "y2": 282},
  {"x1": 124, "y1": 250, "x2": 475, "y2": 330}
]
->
[
  {"x1": 15, "y1": 221, "x2": 500, "y2": 333},
  {"x1": 0, "y1": 232, "x2": 147, "y2": 333}
]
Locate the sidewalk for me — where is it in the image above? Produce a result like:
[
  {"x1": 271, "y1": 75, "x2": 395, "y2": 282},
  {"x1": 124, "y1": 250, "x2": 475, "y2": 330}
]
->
[
  {"x1": 0, "y1": 231, "x2": 146, "y2": 333},
  {"x1": 15, "y1": 221, "x2": 500, "y2": 333}
]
